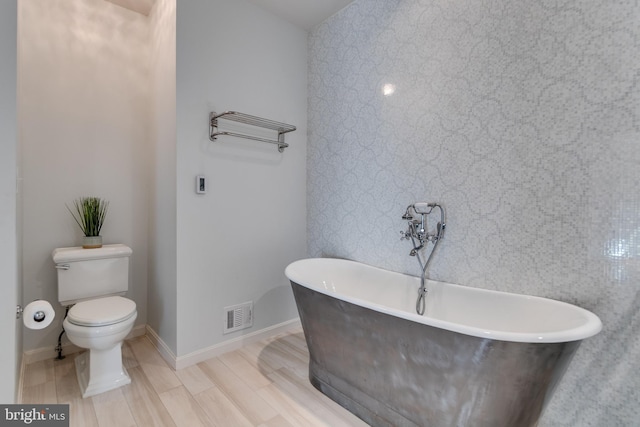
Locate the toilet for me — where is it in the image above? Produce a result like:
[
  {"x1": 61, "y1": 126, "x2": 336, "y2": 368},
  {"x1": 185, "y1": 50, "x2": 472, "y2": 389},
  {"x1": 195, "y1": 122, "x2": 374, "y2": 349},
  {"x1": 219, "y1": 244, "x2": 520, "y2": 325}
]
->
[{"x1": 52, "y1": 244, "x2": 137, "y2": 398}]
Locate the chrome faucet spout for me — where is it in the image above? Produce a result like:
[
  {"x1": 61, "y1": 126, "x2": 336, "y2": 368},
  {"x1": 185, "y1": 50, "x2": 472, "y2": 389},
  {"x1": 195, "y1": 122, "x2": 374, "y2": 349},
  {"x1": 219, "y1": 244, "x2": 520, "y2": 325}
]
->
[
  {"x1": 402, "y1": 205, "x2": 414, "y2": 220},
  {"x1": 409, "y1": 245, "x2": 423, "y2": 256}
]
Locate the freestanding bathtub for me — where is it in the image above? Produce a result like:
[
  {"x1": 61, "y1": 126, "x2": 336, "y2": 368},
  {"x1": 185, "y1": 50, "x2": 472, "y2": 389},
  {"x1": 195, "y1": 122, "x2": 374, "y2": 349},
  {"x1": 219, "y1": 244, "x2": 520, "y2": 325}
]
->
[{"x1": 285, "y1": 258, "x2": 602, "y2": 427}]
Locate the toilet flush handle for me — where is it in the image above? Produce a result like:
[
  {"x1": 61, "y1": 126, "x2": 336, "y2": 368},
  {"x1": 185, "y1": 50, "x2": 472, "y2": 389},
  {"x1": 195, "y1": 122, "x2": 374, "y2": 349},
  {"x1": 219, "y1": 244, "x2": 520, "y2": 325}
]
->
[{"x1": 55, "y1": 264, "x2": 70, "y2": 270}]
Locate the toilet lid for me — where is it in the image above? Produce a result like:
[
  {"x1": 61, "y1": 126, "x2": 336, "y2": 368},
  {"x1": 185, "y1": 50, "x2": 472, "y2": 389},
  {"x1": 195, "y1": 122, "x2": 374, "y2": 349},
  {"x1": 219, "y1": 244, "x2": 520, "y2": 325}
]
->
[{"x1": 68, "y1": 296, "x2": 137, "y2": 327}]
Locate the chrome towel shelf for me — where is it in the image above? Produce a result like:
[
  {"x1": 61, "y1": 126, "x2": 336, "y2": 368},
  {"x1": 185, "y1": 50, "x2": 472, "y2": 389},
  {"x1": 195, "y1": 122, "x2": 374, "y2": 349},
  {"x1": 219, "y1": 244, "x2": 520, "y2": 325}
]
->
[{"x1": 209, "y1": 111, "x2": 296, "y2": 153}]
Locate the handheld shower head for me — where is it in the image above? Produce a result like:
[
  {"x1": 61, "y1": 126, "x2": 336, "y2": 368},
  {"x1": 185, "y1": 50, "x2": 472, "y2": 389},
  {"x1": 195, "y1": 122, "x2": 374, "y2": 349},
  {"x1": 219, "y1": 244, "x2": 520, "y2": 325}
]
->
[{"x1": 413, "y1": 203, "x2": 434, "y2": 214}]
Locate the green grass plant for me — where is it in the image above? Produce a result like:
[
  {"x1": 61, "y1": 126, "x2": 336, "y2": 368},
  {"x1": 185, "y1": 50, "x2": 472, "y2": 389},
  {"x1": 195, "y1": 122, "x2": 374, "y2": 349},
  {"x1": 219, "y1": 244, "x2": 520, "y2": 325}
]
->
[{"x1": 67, "y1": 197, "x2": 109, "y2": 237}]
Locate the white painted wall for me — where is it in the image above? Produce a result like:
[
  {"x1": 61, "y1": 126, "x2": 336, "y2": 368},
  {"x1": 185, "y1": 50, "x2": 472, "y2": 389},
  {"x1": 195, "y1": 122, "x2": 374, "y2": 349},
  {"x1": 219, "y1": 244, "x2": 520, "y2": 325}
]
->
[
  {"x1": 19, "y1": 0, "x2": 151, "y2": 351},
  {"x1": 0, "y1": 0, "x2": 19, "y2": 404},
  {"x1": 148, "y1": 0, "x2": 177, "y2": 353},
  {"x1": 176, "y1": 0, "x2": 307, "y2": 356},
  {"x1": 16, "y1": 0, "x2": 304, "y2": 361}
]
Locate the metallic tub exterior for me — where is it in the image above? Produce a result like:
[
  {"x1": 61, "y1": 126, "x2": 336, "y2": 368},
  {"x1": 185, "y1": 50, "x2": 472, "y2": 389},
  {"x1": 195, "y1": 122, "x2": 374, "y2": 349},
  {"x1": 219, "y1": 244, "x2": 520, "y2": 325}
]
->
[{"x1": 292, "y1": 284, "x2": 579, "y2": 427}]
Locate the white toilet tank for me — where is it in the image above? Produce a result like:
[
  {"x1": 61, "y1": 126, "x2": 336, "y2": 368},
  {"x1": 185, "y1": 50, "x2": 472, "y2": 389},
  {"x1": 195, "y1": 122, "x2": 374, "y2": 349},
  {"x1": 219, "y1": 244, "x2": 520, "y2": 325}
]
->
[{"x1": 53, "y1": 244, "x2": 132, "y2": 306}]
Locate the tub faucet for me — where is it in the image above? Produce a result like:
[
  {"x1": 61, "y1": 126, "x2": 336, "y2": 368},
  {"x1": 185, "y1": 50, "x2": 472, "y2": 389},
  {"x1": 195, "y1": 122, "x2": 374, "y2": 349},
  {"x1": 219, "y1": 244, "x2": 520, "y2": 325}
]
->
[
  {"x1": 401, "y1": 205, "x2": 442, "y2": 255},
  {"x1": 400, "y1": 202, "x2": 446, "y2": 315}
]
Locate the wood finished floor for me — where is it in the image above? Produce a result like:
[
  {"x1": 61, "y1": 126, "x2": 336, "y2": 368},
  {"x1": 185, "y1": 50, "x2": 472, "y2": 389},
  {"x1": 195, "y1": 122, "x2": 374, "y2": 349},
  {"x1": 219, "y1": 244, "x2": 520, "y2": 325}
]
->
[{"x1": 20, "y1": 328, "x2": 368, "y2": 427}]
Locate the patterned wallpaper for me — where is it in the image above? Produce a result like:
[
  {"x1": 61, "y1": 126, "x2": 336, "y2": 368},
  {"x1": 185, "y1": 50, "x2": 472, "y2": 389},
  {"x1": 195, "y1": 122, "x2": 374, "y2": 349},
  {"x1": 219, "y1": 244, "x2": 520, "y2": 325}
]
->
[{"x1": 307, "y1": 1, "x2": 639, "y2": 425}]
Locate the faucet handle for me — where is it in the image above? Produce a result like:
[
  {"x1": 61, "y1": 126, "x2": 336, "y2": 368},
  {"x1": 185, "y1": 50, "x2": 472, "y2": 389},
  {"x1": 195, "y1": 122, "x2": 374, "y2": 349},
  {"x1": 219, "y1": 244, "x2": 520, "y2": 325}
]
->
[{"x1": 400, "y1": 230, "x2": 410, "y2": 240}]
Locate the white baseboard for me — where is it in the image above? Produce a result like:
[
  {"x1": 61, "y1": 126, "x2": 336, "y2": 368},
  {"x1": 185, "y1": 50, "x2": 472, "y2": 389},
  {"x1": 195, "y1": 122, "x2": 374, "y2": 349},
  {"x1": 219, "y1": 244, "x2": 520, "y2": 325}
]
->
[
  {"x1": 22, "y1": 324, "x2": 147, "y2": 365},
  {"x1": 16, "y1": 356, "x2": 26, "y2": 403},
  {"x1": 144, "y1": 325, "x2": 177, "y2": 369},
  {"x1": 146, "y1": 318, "x2": 302, "y2": 371},
  {"x1": 22, "y1": 319, "x2": 302, "y2": 372}
]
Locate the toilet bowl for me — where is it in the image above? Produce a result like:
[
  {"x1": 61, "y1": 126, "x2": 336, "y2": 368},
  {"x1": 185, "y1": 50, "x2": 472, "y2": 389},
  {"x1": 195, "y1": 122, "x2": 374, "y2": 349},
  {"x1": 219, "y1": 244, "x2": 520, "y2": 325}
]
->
[
  {"x1": 53, "y1": 244, "x2": 136, "y2": 397},
  {"x1": 63, "y1": 296, "x2": 137, "y2": 398}
]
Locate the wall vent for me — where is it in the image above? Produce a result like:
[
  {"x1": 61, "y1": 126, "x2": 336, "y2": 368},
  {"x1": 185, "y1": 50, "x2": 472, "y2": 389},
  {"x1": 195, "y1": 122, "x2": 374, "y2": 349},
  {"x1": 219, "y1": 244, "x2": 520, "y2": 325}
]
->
[{"x1": 223, "y1": 301, "x2": 253, "y2": 334}]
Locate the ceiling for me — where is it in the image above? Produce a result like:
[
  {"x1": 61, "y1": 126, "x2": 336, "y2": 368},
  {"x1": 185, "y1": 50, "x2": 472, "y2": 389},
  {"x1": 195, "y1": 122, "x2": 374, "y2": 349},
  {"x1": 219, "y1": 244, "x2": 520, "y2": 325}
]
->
[
  {"x1": 105, "y1": 0, "x2": 155, "y2": 16},
  {"x1": 245, "y1": 0, "x2": 355, "y2": 31},
  {"x1": 105, "y1": 0, "x2": 355, "y2": 30}
]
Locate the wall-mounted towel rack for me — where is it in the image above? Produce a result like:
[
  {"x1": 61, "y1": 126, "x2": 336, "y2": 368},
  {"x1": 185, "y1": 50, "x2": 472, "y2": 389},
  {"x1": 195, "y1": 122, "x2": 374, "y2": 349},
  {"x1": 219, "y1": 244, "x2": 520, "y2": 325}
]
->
[{"x1": 209, "y1": 111, "x2": 296, "y2": 153}]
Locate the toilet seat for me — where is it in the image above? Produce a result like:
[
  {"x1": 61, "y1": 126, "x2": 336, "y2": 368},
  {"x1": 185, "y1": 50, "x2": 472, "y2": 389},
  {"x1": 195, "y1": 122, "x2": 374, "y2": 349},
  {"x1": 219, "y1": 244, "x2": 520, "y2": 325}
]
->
[{"x1": 68, "y1": 296, "x2": 136, "y2": 327}]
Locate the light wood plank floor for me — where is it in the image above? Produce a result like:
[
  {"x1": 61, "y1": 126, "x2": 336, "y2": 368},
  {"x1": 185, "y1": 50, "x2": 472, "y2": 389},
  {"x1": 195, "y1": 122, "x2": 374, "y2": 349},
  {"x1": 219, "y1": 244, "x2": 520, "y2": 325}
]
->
[{"x1": 21, "y1": 328, "x2": 369, "y2": 427}]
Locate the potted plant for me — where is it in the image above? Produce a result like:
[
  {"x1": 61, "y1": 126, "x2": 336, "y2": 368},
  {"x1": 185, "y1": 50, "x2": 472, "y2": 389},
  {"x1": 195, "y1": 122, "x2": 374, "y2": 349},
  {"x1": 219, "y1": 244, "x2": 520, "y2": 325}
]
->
[{"x1": 67, "y1": 196, "x2": 109, "y2": 249}]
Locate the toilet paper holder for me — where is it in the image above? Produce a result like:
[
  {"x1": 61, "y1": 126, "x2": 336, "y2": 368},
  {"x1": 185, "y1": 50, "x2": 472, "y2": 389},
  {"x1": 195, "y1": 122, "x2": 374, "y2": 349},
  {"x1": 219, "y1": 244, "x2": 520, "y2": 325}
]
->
[
  {"x1": 16, "y1": 304, "x2": 45, "y2": 322},
  {"x1": 18, "y1": 300, "x2": 56, "y2": 331}
]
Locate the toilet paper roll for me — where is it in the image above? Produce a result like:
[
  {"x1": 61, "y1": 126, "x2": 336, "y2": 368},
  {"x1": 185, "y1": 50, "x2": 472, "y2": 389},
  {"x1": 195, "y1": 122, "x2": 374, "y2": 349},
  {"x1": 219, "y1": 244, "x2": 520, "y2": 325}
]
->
[{"x1": 23, "y1": 300, "x2": 55, "y2": 330}]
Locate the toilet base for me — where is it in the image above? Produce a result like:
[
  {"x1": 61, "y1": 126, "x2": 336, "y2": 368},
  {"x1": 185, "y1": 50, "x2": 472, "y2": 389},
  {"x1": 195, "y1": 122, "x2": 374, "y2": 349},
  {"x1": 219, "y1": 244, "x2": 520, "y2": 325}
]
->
[{"x1": 75, "y1": 344, "x2": 131, "y2": 398}]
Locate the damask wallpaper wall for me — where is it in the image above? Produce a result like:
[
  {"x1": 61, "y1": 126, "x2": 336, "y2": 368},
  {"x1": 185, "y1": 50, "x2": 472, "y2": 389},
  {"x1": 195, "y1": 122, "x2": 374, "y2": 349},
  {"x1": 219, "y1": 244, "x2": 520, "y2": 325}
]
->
[{"x1": 307, "y1": 1, "x2": 639, "y2": 425}]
